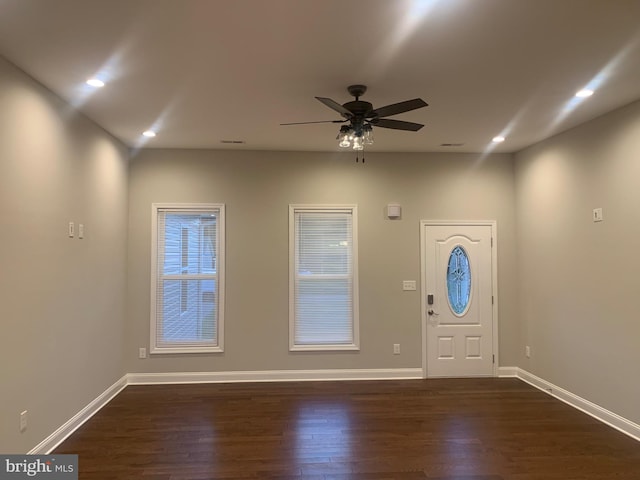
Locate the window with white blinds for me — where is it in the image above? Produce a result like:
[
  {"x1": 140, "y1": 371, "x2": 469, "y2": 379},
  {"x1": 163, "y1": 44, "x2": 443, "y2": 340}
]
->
[
  {"x1": 289, "y1": 205, "x2": 359, "y2": 351},
  {"x1": 151, "y1": 204, "x2": 225, "y2": 353}
]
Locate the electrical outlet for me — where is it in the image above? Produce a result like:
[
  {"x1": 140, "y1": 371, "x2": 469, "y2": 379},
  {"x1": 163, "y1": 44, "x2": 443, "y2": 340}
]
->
[
  {"x1": 20, "y1": 410, "x2": 27, "y2": 432},
  {"x1": 525, "y1": 346, "x2": 531, "y2": 358},
  {"x1": 139, "y1": 347, "x2": 147, "y2": 359},
  {"x1": 393, "y1": 344, "x2": 400, "y2": 355}
]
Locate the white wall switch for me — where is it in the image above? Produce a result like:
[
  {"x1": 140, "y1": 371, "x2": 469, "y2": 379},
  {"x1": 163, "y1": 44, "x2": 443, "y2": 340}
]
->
[
  {"x1": 402, "y1": 280, "x2": 416, "y2": 291},
  {"x1": 593, "y1": 208, "x2": 603, "y2": 222},
  {"x1": 78, "y1": 223, "x2": 84, "y2": 239},
  {"x1": 393, "y1": 344, "x2": 400, "y2": 355},
  {"x1": 525, "y1": 346, "x2": 531, "y2": 358},
  {"x1": 68, "y1": 222, "x2": 74, "y2": 238},
  {"x1": 139, "y1": 347, "x2": 147, "y2": 359}
]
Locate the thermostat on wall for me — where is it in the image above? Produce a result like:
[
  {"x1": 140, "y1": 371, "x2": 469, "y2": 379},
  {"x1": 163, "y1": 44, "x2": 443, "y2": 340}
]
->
[{"x1": 387, "y1": 204, "x2": 401, "y2": 218}]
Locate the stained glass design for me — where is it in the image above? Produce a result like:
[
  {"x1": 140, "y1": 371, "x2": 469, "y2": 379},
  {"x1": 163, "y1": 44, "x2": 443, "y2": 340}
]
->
[{"x1": 447, "y1": 245, "x2": 471, "y2": 315}]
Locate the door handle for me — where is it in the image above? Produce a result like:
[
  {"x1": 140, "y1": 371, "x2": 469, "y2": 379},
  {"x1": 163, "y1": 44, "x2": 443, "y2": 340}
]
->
[{"x1": 427, "y1": 309, "x2": 439, "y2": 326}]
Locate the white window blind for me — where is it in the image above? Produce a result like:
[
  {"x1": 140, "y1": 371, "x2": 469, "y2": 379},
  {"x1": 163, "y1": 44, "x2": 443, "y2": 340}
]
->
[
  {"x1": 151, "y1": 204, "x2": 225, "y2": 353},
  {"x1": 290, "y1": 205, "x2": 359, "y2": 350}
]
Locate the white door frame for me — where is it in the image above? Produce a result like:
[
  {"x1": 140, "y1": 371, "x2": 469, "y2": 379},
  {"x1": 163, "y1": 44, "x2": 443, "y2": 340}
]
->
[{"x1": 420, "y1": 220, "x2": 499, "y2": 378}]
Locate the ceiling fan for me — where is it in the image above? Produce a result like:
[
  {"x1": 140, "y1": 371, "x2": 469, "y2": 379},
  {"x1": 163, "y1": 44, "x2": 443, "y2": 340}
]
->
[{"x1": 281, "y1": 85, "x2": 428, "y2": 150}]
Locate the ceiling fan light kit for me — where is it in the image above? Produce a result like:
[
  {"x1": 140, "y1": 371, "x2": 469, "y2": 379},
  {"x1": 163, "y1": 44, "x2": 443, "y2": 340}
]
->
[
  {"x1": 282, "y1": 85, "x2": 428, "y2": 151},
  {"x1": 337, "y1": 124, "x2": 373, "y2": 150}
]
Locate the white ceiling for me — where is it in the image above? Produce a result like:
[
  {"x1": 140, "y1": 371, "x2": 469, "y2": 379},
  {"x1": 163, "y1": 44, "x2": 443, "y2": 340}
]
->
[{"x1": 1, "y1": 0, "x2": 640, "y2": 153}]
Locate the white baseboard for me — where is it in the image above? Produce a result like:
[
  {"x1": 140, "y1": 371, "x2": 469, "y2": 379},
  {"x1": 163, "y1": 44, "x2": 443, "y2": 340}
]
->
[
  {"x1": 29, "y1": 375, "x2": 128, "y2": 454},
  {"x1": 497, "y1": 366, "x2": 518, "y2": 377},
  {"x1": 511, "y1": 367, "x2": 640, "y2": 442},
  {"x1": 127, "y1": 368, "x2": 423, "y2": 385}
]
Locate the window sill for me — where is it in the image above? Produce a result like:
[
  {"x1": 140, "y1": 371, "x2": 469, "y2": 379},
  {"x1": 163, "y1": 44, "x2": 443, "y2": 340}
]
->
[
  {"x1": 290, "y1": 344, "x2": 360, "y2": 352},
  {"x1": 150, "y1": 346, "x2": 224, "y2": 355}
]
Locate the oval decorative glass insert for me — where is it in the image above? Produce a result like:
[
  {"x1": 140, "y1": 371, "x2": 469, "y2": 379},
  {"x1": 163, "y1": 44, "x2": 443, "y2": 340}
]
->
[{"x1": 447, "y1": 245, "x2": 471, "y2": 315}]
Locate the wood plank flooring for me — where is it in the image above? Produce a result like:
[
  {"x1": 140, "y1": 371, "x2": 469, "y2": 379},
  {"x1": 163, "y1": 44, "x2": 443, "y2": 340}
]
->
[{"x1": 54, "y1": 378, "x2": 640, "y2": 479}]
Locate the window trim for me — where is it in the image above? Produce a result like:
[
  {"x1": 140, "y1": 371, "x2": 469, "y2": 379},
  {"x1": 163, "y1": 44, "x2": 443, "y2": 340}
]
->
[
  {"x1": 150, "y1": 203, "x2": 225, "y2": 354},
  {"x1": 288, "y1": 204, "x2": 360, "y2": 352}
]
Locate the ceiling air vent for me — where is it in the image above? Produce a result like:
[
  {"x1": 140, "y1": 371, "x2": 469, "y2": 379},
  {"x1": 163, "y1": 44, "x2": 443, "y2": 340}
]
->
[
  {"x1": 440, "y1": 143, "x2": 464, "y2": 147},
  {"x1": 220, "y1": 140, "x2": 246, "y2": 144}
]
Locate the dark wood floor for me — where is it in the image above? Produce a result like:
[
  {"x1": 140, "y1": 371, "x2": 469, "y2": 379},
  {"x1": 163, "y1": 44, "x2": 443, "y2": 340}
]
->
[{"x1": 55, "y1": 378, "x2": 640, "y2": 479}]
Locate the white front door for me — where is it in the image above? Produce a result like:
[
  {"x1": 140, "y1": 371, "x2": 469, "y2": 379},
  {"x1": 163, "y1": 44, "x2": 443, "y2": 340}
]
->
[{"x1": 423, "y1": 224, "x2": 495, "y2": 377}]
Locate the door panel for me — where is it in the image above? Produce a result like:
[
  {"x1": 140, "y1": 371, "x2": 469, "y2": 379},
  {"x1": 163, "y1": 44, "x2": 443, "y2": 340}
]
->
[
  {"x1": 425, "y1": 224, "x2": 494, "y2": 377},
  {"x1": 466, "y1": 336, "x2": 481, "y2": 358}
]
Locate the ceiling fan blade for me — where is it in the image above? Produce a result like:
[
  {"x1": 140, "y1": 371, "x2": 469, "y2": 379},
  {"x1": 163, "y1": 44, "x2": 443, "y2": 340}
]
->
[
  {"x1": 280, "y1": 120, "x2": 346, "y2": 125},
  {"x1": 372, "y1": 118, "x2": 424, "y2": 131},
  {"x1": 368, "y1": 98, "x2": 428, "y2": 118},
  {"x1": 315, "y1": 97, "x2": 353, "y2": 118}
]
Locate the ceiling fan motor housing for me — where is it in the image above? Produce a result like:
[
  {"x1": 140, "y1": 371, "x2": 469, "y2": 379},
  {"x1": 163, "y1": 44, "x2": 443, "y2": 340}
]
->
[
  {"x1": 343, "y1": 100, "x2": 373, "y2": 118},
  {"x1": 344, "y1": 85, "x2": 373, "y2": 125}
]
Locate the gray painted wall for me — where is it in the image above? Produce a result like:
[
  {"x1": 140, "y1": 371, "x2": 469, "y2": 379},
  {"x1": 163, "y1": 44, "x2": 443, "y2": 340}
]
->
[
  {"x1": 515, "y1": 99, "x2": 640, "y2": 425},
  {"x1": 0, "y1": 57, "x2": 129, "y2": 453},
  {"x1": 126, "y1": 149, "x2": 518, "y2": 373}
]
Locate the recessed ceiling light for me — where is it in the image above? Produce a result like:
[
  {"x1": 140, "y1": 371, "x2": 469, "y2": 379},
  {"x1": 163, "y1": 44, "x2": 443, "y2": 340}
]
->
[
  {"x1": 492, "y1": 136, "x2": 505, "y2": 143},
  {"x1": 575, "y1": 89, "x2": 594, "y2": 98},
  {"x1": 86, "y1": 78, "x2": 105, "y2": 88},
  {"x1": 142, "y1": 130, "x2": 156, "y2": 138}
]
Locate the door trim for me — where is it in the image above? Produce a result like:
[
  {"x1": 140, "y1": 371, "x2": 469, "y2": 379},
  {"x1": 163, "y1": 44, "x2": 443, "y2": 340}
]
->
[{"x1": 420, "y1": 220, "x2": 499, "y2": 378}]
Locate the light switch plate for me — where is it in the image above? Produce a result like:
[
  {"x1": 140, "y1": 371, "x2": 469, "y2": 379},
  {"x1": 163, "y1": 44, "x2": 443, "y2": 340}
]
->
[
  {"x1": 402, "y1": 280, "x2": 416, "y2": 291},
  {"x1": 593, "y1": 208, "x2": 603, "y2": 222}
]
